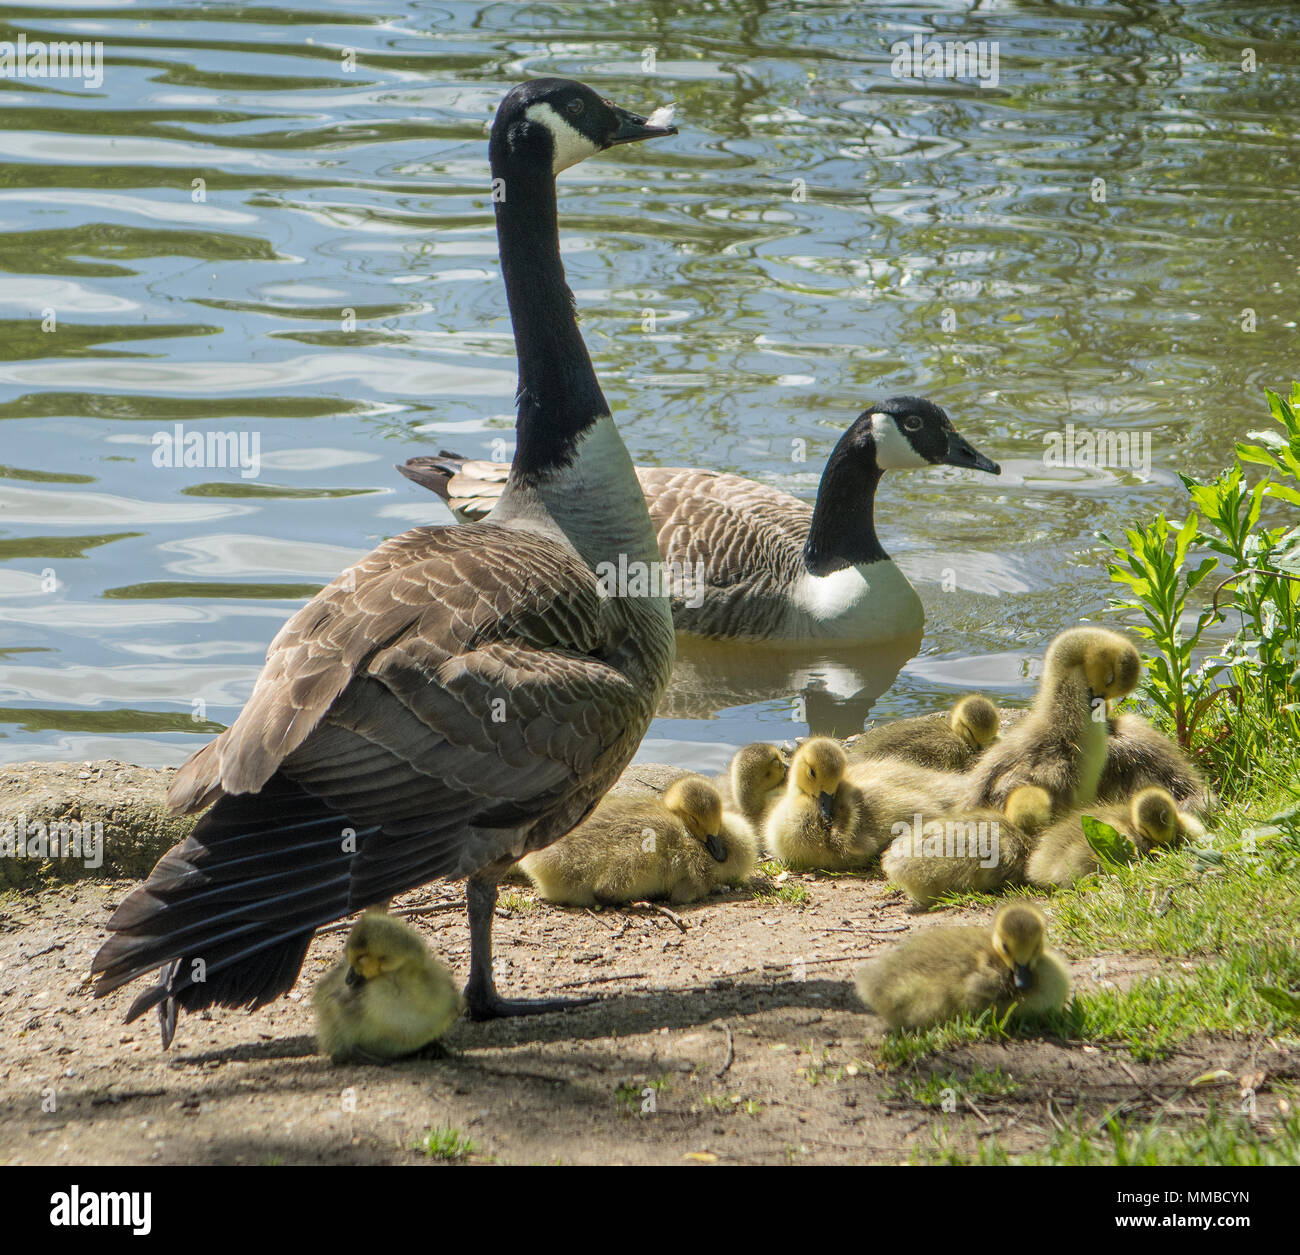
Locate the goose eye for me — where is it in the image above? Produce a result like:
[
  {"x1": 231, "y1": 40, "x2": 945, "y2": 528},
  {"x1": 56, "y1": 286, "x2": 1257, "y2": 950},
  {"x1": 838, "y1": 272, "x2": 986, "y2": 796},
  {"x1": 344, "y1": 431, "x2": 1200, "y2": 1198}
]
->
[
  {"x1": 566, "y1": 98, "x2": 584, "y2": 115},
  {"x1": 903, "y1": 415, "x2": 921, "y2": 431}
]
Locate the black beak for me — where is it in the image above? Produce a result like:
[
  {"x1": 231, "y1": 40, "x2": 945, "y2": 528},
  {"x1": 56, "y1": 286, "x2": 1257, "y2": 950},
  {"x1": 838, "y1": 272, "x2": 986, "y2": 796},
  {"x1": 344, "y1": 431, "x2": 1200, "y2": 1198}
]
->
[
  {"x1": 818, "y1": 792, "x2": 836, "y2": 824},
  {"x1": 607, "y1": 105, "x2": 677, "y2": 147},
  {"x1": 1013, "y1": 964, "x2": 1032, "y2": 991},
  {"x1": 943, "y1": 430, "x2": 1001, "y2": 475},
  {"x1": 705, "y1": 833, "x2": 727, "y2": 863},
  {"x1": 396, "y1": 458, "x2": 443, "y2": 491},
  {"x1": 345, "y1": 965, "x2": 363, "y2": 988}
]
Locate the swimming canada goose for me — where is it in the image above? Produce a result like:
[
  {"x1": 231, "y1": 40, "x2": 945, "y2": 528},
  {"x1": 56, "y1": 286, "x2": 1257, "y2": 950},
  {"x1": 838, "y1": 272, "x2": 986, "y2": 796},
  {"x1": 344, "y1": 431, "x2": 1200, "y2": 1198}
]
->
[
  {"x1": 965, "y1": 627, "x2": 1141, "y2": 817},
  {"x1": 880, "y1": 785, "x2": 1052, "y2": 908},
  {"x1": 720, "y1": 741, "x2": 788, "y2": 828},
  {"x1": 1026, "y1": 786, "x2": 1199, "y2": 888},
  {"x1": 1099, "y1": 712, "x2": 1215, "y2": 820},
  {"x1": 854, "y1": 902, "x2": 1071, "y2": 1031},
  {"x1": 399, "y1": 396, "x2": 1000, "y2": 643},
  {"x1": 848, "y1": 693, "x2": 999, "y2": 771},
  {"x1": 91, "y1": 79, "x2": 679, "y2": 1042},
  {"x1": 763, "y1": 738, "x2": 871, "y2": 870},
  {"x1": 519, "y1": 776, "x2": 756, "y2": 906},
  {"x1": 313, "y1": 913, "x2": 463, "y2": 1063}
]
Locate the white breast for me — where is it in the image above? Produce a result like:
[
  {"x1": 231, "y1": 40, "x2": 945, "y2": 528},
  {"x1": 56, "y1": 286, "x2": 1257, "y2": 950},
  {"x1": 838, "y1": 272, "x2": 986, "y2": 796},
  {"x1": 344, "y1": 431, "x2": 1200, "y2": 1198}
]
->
[{"x1": 786, "y1": 561, "x2": 924, "y2": 641}]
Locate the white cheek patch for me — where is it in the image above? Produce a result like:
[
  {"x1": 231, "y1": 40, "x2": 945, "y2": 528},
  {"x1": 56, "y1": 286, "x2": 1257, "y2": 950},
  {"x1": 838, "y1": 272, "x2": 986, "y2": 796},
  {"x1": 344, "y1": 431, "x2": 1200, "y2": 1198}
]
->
[
  {"x1": 870, "y1": 412, "x2": 931, "y2": 470},
  {"x1": 524, "y1": 102, "x2": 600, "y2": 173}
]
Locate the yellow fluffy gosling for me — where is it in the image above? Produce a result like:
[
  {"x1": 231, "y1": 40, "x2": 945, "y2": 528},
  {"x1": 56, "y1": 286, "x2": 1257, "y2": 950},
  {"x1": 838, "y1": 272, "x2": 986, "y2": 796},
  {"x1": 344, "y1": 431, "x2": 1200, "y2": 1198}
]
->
[
  {"x1": 854, "y1": 902, "x2": 1070, "y2": 1031},
  {"x1": 881, "y1": 785, "x2": 1053, "y2": 908},
  {"x1": 763, "y1": 738, "x2": 871, "y2": 870},
  {"x1": 1099, "y1": 712, "x2": 1215, "y2": 819},
  {"x1": 966, "y1": 626, "x2": 1141, "y2": 817},
  {"x1": 849, "y1": 694, "x2": 1000, "y2": 771},
  {"x1": 723, "y1": 742, "x2": 788, "y2": 828},
  {"x1": 313, "y1": 913, "x2": 462, "y2": 1064},
  {"x1": 1027, "y1": 786, "x2": 1201, "y2": 888},
  {"x1": 519, "y1": 776, "x2": 756, "y2": 906}
]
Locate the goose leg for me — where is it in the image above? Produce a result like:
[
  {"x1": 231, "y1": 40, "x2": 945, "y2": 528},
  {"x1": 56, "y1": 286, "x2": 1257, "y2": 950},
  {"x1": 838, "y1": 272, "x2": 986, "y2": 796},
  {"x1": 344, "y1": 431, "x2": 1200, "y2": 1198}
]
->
[{"x1": 463, "y1": 877, "x2": 596, "y2": 1019}]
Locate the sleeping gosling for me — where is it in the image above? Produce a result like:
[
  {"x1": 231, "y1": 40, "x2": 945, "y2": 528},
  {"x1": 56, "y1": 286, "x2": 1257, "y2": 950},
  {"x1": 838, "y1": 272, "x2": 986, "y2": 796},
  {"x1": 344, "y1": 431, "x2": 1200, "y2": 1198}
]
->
[
  {"x1": 881, "y1": 785, "x2": 1052, "y2": 908},
  {"x1": 965, "y1": 626, "x2": 1141, "y2": 817},
  {"x1": 854, "y1": 902, "x2": 1070, "y2": 1031},
  {"x1": 313, "y1": 913, "x2": 463, "y2": 1064},
  {"x1": 519, "y1": 776, "x2": 756, "y2": 906},
  {"x1": 763, "y1": 738, "x2": 871, "y2": 870},
  {"x1": 1027, "y1": 786, "x2": 1200, "y2": 888},
  {"x1": 1099, "y1": 712, "x2": 1215, "y2": 820},
  {"x1": 722, "y1": 742, "x2": 788, "y2": 829},
  {"x1": 849, "y1": 694, "x2": 1000, "y2": 772}
]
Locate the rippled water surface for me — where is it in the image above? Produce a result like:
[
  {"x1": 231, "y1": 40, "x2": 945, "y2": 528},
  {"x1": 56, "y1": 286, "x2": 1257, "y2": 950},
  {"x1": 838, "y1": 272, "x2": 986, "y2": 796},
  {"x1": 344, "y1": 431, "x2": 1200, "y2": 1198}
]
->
[{"x1": 1, "y1": 0, "x2": 1297, "y2": 771}]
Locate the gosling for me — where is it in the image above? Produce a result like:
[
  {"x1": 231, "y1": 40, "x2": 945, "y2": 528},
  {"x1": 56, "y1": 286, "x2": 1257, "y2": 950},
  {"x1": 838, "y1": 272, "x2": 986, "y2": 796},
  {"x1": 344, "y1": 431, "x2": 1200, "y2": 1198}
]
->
[
  {"x1": 313, "y1": 913, "x2": 463, "y2": 1064},
  {"x1": 881, "y1": 785, "x2": 1052, "y2": 909},
  {"x1": 854, "y1": 902, "x2": 1071, "y2": 1031},
  {"x1": 849, "y1": 694, "x2": 1000, "y2": 772},
  {"x1": 519, "y1": 776, "x2": 756, "y2": 907},
  {"x1": 1099, "y1": 712, "x2": 1215, "y2": 819},
  {"x1": 722, "y1": 742, "x2": 788, "y2": 828},
  {"x1": 965, "y1": 626, "x2": 1141, "y2": 817},
  {"x1": 1027, "y1": 786, "x2": 1200, "y2": 888},
  {"x1": 763, "y1": 738, "x2": 871, "y2": 870}
]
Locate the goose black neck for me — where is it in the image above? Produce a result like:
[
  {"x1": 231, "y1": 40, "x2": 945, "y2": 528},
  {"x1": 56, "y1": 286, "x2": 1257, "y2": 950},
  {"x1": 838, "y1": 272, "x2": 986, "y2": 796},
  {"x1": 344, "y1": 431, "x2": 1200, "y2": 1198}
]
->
[
  {"x1": 801, "y1": 429, "x2": 888, "y2": 575},
  {"x1": 492, "y1": 152, "x2": 609, "y2": 476}
]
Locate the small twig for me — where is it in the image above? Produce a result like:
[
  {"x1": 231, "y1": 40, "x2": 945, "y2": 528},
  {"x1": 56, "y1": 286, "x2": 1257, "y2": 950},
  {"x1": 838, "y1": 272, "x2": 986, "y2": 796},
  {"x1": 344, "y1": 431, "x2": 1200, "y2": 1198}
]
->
[
  {"x1": 963, "y1": 1094, "x2": 991, "y2": 1127},
  {"x1": 555, "y1": 971, "x2": 646, "y2": 989},
  {"x1": 642, "y1": 904, "x2": 689, "y2": 933},
  {"x1": 584, "y1": 908, "x2": 616, "y2": 932},
  {"x1": 714, "y1": 1020, "x2": 735, "y2": 1079}
]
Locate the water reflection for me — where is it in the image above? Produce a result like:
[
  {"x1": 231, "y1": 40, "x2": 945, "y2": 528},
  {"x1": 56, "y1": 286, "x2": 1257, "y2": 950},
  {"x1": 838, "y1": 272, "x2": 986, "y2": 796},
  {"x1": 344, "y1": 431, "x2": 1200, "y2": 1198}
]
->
[{"x1": 0, "y1": 0, "x2": 1294, "y2": 764}]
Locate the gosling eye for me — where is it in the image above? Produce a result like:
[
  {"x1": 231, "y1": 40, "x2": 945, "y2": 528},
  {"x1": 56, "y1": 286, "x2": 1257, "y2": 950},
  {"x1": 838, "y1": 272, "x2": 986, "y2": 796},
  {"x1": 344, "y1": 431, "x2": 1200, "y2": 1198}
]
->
[
  {"x1": 566, "y1": 98, "x2": 584, "y2": 115},
  {"x1": 809, "y1": 767, "x2": 817, "y2": 780}
]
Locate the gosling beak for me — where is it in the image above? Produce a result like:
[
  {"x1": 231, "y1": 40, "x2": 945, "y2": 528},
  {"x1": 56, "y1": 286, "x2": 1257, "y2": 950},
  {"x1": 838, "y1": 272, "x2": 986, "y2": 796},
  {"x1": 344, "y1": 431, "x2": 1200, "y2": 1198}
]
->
[
  {"x1": 607, "y1": 104, "x2": 678, "y2": 147},
  {"x1": 943, "y1": 430, "x2": 1001, "y2": 476},
  {"x1": 705, "y1": 833, "x2": 727, "y2": 863},
  {"x1": 818, "y1": 791, "x2": 836, "y2": 824},
  {"x1": 1013, "y1": 963, "x2": 1033, "y2": 991},
  {"x1": 344, "y1": 965, "x2": 363, "y2": 988}
]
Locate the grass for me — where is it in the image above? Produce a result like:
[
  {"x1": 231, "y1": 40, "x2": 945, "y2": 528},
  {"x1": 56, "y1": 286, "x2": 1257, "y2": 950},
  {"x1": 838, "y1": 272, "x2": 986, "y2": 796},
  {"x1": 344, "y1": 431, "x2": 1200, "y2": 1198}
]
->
[
  {"x1": 415, "y1": 1124, "x2": 477, "y2": 1161},
  {"x1": 917, "y1": 1102, "x2": 1300, "y2": 1166},
  {"x1": 888, "y1": 1066, "x2": 1020, "y2": 1108},
  {"x1": 615, "y1": 1076, "x2": 669, "y2": 1114},
  {"x1": 498, "y1": 888, "x2": 538, "y2": 914}
]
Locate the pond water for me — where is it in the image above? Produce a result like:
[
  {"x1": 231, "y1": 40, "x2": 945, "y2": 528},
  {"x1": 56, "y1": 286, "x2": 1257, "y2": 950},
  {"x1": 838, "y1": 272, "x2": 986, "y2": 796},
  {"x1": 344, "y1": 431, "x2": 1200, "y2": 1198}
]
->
[{"x1": 0, "y1": 0, "x2": 1296, "y2": 774}]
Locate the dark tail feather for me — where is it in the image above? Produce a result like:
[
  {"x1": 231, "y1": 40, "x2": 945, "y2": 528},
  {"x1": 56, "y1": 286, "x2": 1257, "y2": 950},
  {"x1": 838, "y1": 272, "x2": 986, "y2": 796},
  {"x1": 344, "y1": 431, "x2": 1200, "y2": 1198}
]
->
[
  {"x1": 91, "y1": 774, "x2": 381, "y2": 1046},
  {"x1": 396, "y1": 451, "x2": 465, "y2": 503}
]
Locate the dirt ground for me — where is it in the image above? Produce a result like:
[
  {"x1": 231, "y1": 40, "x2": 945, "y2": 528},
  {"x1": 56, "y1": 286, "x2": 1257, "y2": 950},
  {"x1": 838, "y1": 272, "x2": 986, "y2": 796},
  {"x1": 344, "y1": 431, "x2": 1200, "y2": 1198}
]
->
[{"x1": 2, "y1": 860, "x2": 1293, "y2": 1165}]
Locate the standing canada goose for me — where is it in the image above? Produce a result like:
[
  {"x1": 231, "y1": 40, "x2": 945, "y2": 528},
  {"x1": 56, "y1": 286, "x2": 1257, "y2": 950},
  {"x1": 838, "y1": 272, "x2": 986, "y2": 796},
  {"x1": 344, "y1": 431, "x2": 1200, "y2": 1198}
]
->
[
  {"x1": 763, "y1": 738, "x2": 871, "y2": 870},
  {"x1": 1027, "y1": 786, "x2": 1199, "y2": 888},
  {"x1": 399, "y1": 396, "x2": 1000, "y2": 643},
  {"x1": 1099, "y1": 712, "x2": 1214, "y2": 819},
  {"x1": 519, "y1": 776, "x2": 756, "y2": 906},
  {"x1": 313, "y1": 913, "x2": 463, "y2": 1064},
  {"x1": 90, "y1": 79, "x2": 679, "y2": 1042},
  {"x1": 848, "y1": 693, "x2": 1000, "y2": 771},
  {"x1": 854, "y1": 902, "x2": 1071, "y2": 1031},
  {"x1": 964, "y1": 627, "x2": 1141, "y2": 817},
  {"x1": 880, "y1": 785, "x2": 1052, "y2": 908},
  {"x1": 720, "y1": 741, "x2": 788, "y2": 828}
]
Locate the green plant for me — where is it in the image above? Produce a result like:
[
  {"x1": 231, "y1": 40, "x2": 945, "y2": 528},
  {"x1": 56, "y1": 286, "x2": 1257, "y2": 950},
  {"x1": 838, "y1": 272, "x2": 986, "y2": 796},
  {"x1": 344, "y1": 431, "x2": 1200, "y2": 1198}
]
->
[
  {"x1": 1103, "y1": 512, "x2": 1219, "y2": 746},
  {"x1": 1104, "y1": 382, "x2": 1300, "y2": 772},
  {"x1": 415, "y1": 1124, "x2": 476, "y2": 1161}
]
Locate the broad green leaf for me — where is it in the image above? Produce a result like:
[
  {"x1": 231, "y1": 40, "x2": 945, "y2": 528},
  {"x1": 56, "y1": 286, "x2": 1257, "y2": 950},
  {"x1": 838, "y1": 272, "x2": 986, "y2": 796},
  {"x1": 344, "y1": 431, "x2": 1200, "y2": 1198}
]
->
[{"x1": 1081, "y1": 816, "x2": 1132, "y2": 870}]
